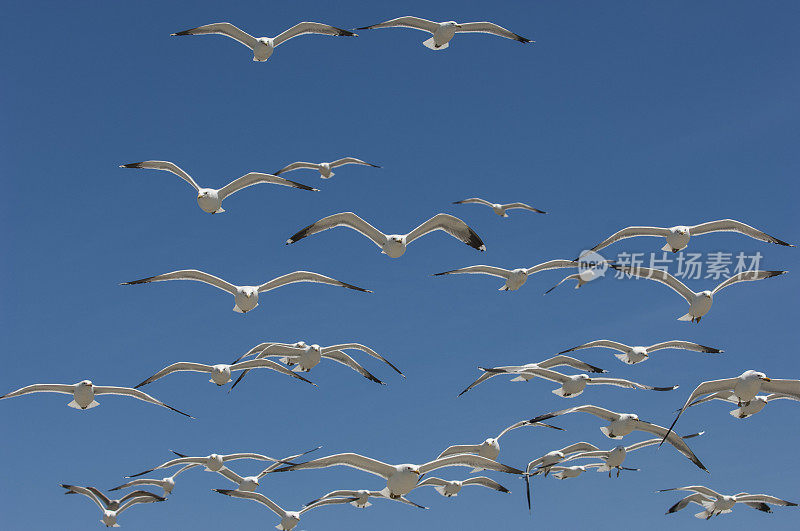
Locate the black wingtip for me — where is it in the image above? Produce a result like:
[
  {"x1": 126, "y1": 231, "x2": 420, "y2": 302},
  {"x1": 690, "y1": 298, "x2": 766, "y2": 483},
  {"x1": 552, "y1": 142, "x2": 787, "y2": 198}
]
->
[
  {"x1": 172, "y1": 29, "x2": 196, "y2": 36},
  {"x1": 120, "y1": 162, "x2": 145, "y2": 168},
  {"x1": 121, "y1": 275, "x2": 157, "y2": 286}
]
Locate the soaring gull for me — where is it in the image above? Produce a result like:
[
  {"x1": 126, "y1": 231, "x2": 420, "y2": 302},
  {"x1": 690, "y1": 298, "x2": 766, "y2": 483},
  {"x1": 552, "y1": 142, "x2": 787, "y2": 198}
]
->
[
  {"x1": 134, "y1": 359, "x2": 314, "y2": 388},
  {"x1": 436, "y1": 419, "x2": 563, "y2": 463},
  {"x1": 659, "y1": 486, "x2": 797, "y2": 519},
  {"x1": 559, "y1": 339, "x2": 723, "y2": 365},
  {"x1": 356, "y1": 17, "x2": 532, "y2": 50},
  {"x1": 61, "y1": 484, "x2": 164, "y2": 528},
  {"x1": 211, "y1": 447, "x2": 322, "y2": 492},
  {"x1": 128, "y1": 451, "x2": 292, "y2": 478},
  {"x1": 415, "y1": 476, "x2": 511, "y2": 497},
  {"x1": 303, "y1": 490, "x2": 426, "y2": 509},
  {"x1": 683, "y1": 391, "x2": 800, "y2": 419},
  {"x1": 274, "y1": 157, "x2": 380, "y2": 179},
  {"x1": 110, "y1": 464, "x2": 198, "y2": 497},
  {"x1": 435, "y1": 260, "x2": 579, "y2": 291},
  {"x1": 452, "y1": 198, "x2": 546, "y2": 217}
]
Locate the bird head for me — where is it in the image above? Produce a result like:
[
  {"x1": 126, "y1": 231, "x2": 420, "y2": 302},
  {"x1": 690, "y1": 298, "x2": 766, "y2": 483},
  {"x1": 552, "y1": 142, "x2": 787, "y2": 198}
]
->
[
  {"x1": 445, "y1": 21, "x2": 462, "y2": 28},
  {"x1": 700, "y1": 290, "x2": 713, "y2": 298},
  {"x1": 79, "y1": 380, "x2": 92, "y2": 387}
]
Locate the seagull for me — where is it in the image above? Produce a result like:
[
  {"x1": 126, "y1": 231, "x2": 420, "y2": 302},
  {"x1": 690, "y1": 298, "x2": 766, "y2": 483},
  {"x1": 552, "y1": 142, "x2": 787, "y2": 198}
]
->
[
  {"x1": 133, "y1": 359, "x2": 315, "y2": 389},
  {"x1": 559, "y1": 339, "x2": 723, "y2": 365},
  {"x1": 436, "y1": 420, "x2": 564, "y2": 462},
  {"x1": 110, "y1": 464, "x2": 198, "y2": 496},
  {"x1": 683, "y1": 391, "x2": 800, "y2": 419},
  {"x1": 355, "y1": 17, "x2": 532, "y2": 50},
  {"x1": 171, "y1": 22, "x2": 357, "y2": 62},
  {"x1": 466, "y1": 366, "x2": 677, "y2": 398},
  {"x1": 458, "y1": 355, "x2": 607, "y2": 396},
  {"x1": 62, "y1": 485, "x2": 164, "y2": 511},
  {"x1": 120, "y1": 160, "x2": 317, "y2": 214},
  {"x1": 561, "y1": 432, "x2": 704, "y2": 477},
  {"x1": 0, "y1": 380, "x2": 192, "y2": 417},
  {"x1": 127, "y1": 451, "x2": 291, "y2": 478},
  {"x1": 659, "y1": 486, "x2": 797, "y2": 519},
  {"x1": 211, "y1": 447, "x2": 322, "y2": 492},
  {"x1": 661, "y1": 371, "x2": 799, "y2": 442},
  {"x1": 274, "y1": 158, "x2": 380, "y2": 179},
  {"x1": 529, "y1": 463, "x2": 605, "y2": 480},
  {"x1": 303, "y1": 490, "x2": 426, "y2": 509},
  {"x1": 521, "y1": 442, "x2": 601, "y2": 511},
  {"x1": 213, "y1": 489, "x2": 360, "y2": 531},
  {"x1": 434, "y1": 260, "x2": 580, "y2": 291},
  {"x1": 527, "y1": 405, "x2": 707, "y2": 471},
  {"x1": 611, "y1": 265, "x2": 787, "y2": 322},
  {"x1": 584, "y1": 219, "x2": 793, "y2": 254},
  {"x1": 452, "y1": 198, "x2": 546, "y2": 217},
  {"x1": 286, "y1": 212, "x2": 485, "y2": 257},
  {"x1": 61, "y1": 484, "x2": 164, "y2": 527},
  {"x1": 415, "y1": 477, "x2": 511, "y2": 497},
  {"x1": 121, "y1": 269, "x2": 370, "y2": 313},
  {"x1": 272, "y1": 453, "x2": 523, "y2": 497}
]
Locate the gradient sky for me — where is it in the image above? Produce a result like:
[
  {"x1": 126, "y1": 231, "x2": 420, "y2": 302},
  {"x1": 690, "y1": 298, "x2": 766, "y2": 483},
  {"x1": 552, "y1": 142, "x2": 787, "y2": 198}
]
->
[{"x1": 2, "y1": 1, "x2": 798, "y2": 529}]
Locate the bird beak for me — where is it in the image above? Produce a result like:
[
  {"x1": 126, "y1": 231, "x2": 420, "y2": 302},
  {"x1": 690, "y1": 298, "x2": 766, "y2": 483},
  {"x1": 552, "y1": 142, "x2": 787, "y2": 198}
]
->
[
  {"x1": 762, "y1": 377, "x2": 771, "y2": 382},
  {"x1": 455, "y1": 24, "x2": 463, "y2": 28}
]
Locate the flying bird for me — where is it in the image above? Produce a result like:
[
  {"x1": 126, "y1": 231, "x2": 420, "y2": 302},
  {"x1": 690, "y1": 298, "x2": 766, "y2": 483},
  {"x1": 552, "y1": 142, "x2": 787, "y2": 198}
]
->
[
  {"x1": 434, "y1": 260, "x2": 580, "y2": 291},
  {"x1": 286, "y1": 212, "x2": 485, "y2": 257},
  {"x1": 171, "y1": 22, "x2": 356, "y2": 62},
  {"x1": 110, "y1": 464, "x2": 198, "y2": 497},
  {"x1": 61, "y1": 484, "x2": 164, "y2": 528},
  {"x1": 210, "y1": 447, "x2": 322, "y2": 492},
  {"x1": 584, "y1": 219, "x2": 792, "y2": 254},
  {"x1": 303, "y1": 490, "x2": 426, "y2": 509},
  {"x1": 436, "y1": 419, "x2": 563, "y2": 462},
  {"x1": 274, "y1": 158, "x2": 380, "y2": 179},
  {"x1": 521, "y1": 441, "x2": 601, "y2": 510},
  {"x1": 128, "y1": 451, "x2": 291, "y2": 478},
  {"x1": 527, "y1": 405, "x2": 707, "y2": 471},
  {"x1": 559, "y1": 339, "x2": 723, "y2": 365},
  {"x1": 133, "y1": 359, "x2": 314, "y2": 389},
  {"x1": 121, "y1": 269, "x2": 370, "y2": 313},
  {"x1": 529, "y1": 463, "x2": 605, "y2": 480},
  {"x1": 0, "y1": 380, "x2": 192, "y2": 418},
  {"x1": 452, "y1": 198, "x2": 546, "y2": 217},
  {"x1": 659, "y1": 486, "x2": 797, "y2": 519},
  {"x1": 611, "y1": 265, "x2": 786, "y2": 322},
  {"x1": 356, "y1": 16, "x2": 532, "y2": 50},
  {"x1": 120, "y1": 160, "x2": 316, "y2": 214},
  {"x1": 415, "y1": 477, "x2": 511, "y2": 497},
  {"x1": 458, "y1": 355, "x2": 607, "y2": 396},
  {"x1": 683, "y1": 391, "x2": 800, "y2": 419}
]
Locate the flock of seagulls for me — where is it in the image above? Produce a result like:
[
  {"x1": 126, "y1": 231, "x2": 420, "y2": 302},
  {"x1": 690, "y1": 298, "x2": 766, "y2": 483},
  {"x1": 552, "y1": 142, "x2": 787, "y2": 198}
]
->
[{"x1": 4, "y1": 10, "x2": 797, "y2": 530}]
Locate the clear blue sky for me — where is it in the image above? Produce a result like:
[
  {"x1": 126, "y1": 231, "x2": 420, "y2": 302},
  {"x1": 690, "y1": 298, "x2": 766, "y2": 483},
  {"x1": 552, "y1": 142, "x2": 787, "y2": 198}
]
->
[{"x1": 2, "y1": 1, "x2": 798, "y2": 529}]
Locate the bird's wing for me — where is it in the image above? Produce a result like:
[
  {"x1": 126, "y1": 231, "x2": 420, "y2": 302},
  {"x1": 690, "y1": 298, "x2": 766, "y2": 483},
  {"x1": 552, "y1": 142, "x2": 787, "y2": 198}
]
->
[
  {"x1": 109, "y1": 479, "x2": 156, "y2": 491},
  {"x1": 664, "y1": 378, "x2": 740, "y2": 440},
  {"x1": 115, "y1": 495, "x2": 163, "y2": 515},
  {"x1": 560, "y1": 450, "x2": 609, "y2": 462},
  {"x1": 537, "y1": 355, "x2": 606, "y2": 373},
  {"x1": 455, "y1": 22, "x2": 532, "y2": 43},
  {"x1": 121, "y1": 269, "x2": 238, "y2": 295},
  {"x1": 634, "y1": 423, "x2": 708, "y2": 471},
  {"x1": 213, "y1": 489, "x2": 286, "y2": 517},
  {"x1": 322, "y1": 344, "x2": 404, "y2": 377},
  {"x1": 433, "y1": 265, "x2": 512, "y2": 279},
  {"x1": 419, "y1": 454, "x2": 522, "y2": 475},
  {"x1": 286, "y1": 212, "x2": 387, "y2": 248},
  {"x1": 646, "y1": 341, "x2": 723, "y2": 354},
  {"x1": 685, "y1": 391, "x2": 737, "y2": 408},
  {"x1": 560, "y1": 442, "x2": 602, "y2": 455},
  {"x1": 404, "y1": 213, "x2": 485, "y2": 251},
  {"x1": 502, "y1": 202, "x2": 545, "y2": 213},
  {"x1": 259, "y1": 446, "x2": 323, "y2": 477},
  {"x1": 61, "y1": 484, "x2": 107, "y2": 510},
  {"x1": 92, "y1": 386, "x2": 193, "y2": 418},
  {"x1": 514, "y1": 367, "x2": 571, "y2": 384},
  {"x1": 218, "y1": 173, "x2": 317, "y2": 200},
  {"x1": 612, "y1": 265, "x2": 695, "y2": 303},
  {"x1": 272, "y1": 22, "x2": 356, "y2": 47},
  {"x1": 588, "y1": 226, "x2": 671, "y2": 252},
  {"x1": 356, "y1": 16, "x2": 440, "y2": 33},
  {"x1": 526, "y1": 260, "x2": 578, "y2": 274},
  {"x1": 171, "y1": 22, "x2": 259, "y2": 50},
  {"x1": 766, "y1": 393, "x2": 800, "y2": 402},
  {"x1": 760, "y1": 379, "x2": 800, "y2": 397},
  {"x1": 543, "y1": 274, "x2": 580, "y2": 294},
  {"x1": 734, "y1": 494, "x2": 797, "y2": 506},
  {"x1": 82, "y1": 486, "x2": 113, "y2": 507},
  {"x1": 711, "y1": 270, "x2": 786, "y2": 295},
  {"x1": 329, "y1": 157, "x2": 380, "y2": 168},
  {"x1": 586, "y1": 377, "x2": 678, "y2": 391},
  {"x1": 321, "y1": 350, "x2": 385, "y2": 384},
  {"x1": 528, "y1": 404, "x2": 621, "y2": 424},
  {"x1": 558, "y1": 340, "x2": 631, "y2": 354},
  {"x1": 214, "y1": 466, "x2": 246, "y2": 485},
  {"x1": 436, "y1": 444, "x2": 483, "y2": 459},
  {"x1": 461, "y1": 476, "x2": 511, "y2": 492},
  {"x1": 230, "y1": 359, "x2": 315, "y2": 386},
  {"x1": 659, "y1": 486, "x2": 723, "y2": 498},
  {"x1": 1, "y1": 383, "x2": 75, "y2": 399},
  {"x1": 688, "y1": 219, "x2": 793, "y2": 246},
  {"x1": 452, "y1": 197, "x2": 493, "y2": 206},
  {"x1": 126, "y1": 457, "x2": 203, "y2": 478},
  {"x1": 134, "y1": 362, "x2": 212, "y2": 388},
  {"x1": 116, "y1": 490, "x2": 164, "y2": 504},
  {"x1": 456, "y1": 368, "x2": 511, "y2": 396},
  {"x1": 666, "y1": 493, "x2": 710, "y2": 513},
  {"x1": 300, "y1": 497, "x2": 361, "y2": 514},
  {"x1": 257, "y1": 271, "x2": 370, "y2": 293},
  {"x1": 120, "y1": 160, "x2": 201, "y2": 190},
  {"x1": 274, "y1": 453, "x2": 396, "y2": 479},
  {"x1": 416, "y1": 477, "x2": 449, "y2": 488},
  {"x1": 273, "y1": 161, "x2": 320, "y2": 175},
  {"x1": 304, "y1": 490, "x2": 359, "y2": 506}
]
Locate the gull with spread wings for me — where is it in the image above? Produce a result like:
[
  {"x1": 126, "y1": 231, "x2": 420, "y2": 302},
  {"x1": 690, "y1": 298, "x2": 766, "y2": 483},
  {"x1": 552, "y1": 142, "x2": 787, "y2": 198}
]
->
[
  {"x1": 453, "y1": 198, "x2": 546, "y2": 217},
  {"x1": 435, "y1": 259, "x2": 580, "y2": 291},
  {"x1": 559, "y1": 339, "x2": 723, "y2": 365},
  {"x1": 274, "y1": 157, "x2": 380, "y2": 179}
]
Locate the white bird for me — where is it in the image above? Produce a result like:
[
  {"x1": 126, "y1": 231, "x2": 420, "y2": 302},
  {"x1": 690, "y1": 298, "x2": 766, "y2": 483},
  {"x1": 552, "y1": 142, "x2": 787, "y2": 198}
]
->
[
  {"x1": 133, "y1": 359, "x2": 314, "y2": 388},
  {"x1": 120, "y1": 160, "x2": 317, "y2": 214},
  {"x1": 304, "y1": 490, "x2": 426, "y2": 509},
  {"x1": 434, "y1": 260, "x2": 579, "y2": 291},
  {"x1": 355, "y1": 16, "x2": 532, "y2": 50},
  {"x1": 662, "y1": 371, "x2": 799, "y2": 441},
  {"x1": 274, "y1": 158, "x2": 380, "y2": 179},
  {"x1": 211, "y1": 447, "x2": 322, "y2": 492},
  {"x1": 559, "y1": 339, "x2": 723, "y2": 365},
  {"x1": 121, "y1": 269, "x2": 370, "y2": 313},
  {"x1": 452, "y1": 198, "x2": 546, "y2": 217},
  {"x1": 521, "y1": 442, "x2": 601, "y2": 511},
  {"x1": 527, "y1": 405, "x2": 707, "y2": 471},
  {"x1": 128, "y1": 451, "x2": 290, "y2": 478},
  {"x1": 466, "y1": 366, "x2": 677, "y2": 398},
  {"x1": 61, "y1": 484, "x2": 164, "y2": 527},
  {"x1": 273, "y1": 453, "x2": 523, "y2": 497},
  {"x1": 436, "y1": 420, "x2": 564, "y2": 463},
  {"x1": 286, "y1": 212, "x2": 485, "y2": 257},
  {"x1": 0, "y1": 380, "x2": 192, "y2": 417},
  {"x1": 458, "y1": 355, "x2": 607, "y2": 396},
  {"x1": 110, "y1": 464, "x2": 198, "y2": 496},
  {"x1": 561, "y1": 432, "x2": 704, "y2": 477},
  {"x1": 585, "y1": 219, "x2": 793, "y2": 254},
  {"x1": 415, "y1": 476, "x2": 511, "y2": 497},
  {"x1": 171, "y1": 22, "x2": 357, "y2": 62},
  {"x1": 213, "y1": 489, "x2": 360, "y2": 531},
  {"x1": 659, "y1": 486, "x2": 797, "y2": 519},
  {"x1": 530, "y1": 463, "x2": 605, "y2": 480},
  {"x1": 684, "y1": 391, "x2": 800, "y2": 419},
  {"x1": 611, "y1": 265, "x2": 786, "y2": 323}
]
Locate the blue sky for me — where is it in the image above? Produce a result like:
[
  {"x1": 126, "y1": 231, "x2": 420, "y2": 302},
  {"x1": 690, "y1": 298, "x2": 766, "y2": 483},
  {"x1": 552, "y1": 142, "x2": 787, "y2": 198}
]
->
[{"x1": 1, "y1": 1, "x2": 798, "y2": 529}]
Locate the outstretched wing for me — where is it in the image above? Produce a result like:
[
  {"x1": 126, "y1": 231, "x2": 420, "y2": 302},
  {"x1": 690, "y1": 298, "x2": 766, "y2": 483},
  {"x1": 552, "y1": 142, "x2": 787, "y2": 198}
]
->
[
  {"x1": 93, "y1": 386, "x2": 194, "y2": 418},
  {"x1": 1, "y1": 384, "x2": 75, "y2": 399},
  {"x1": 321, "y1": 350, "x2": 385, "y2": 384},
  {"x1": 436, "y1": 444, "x2": 483, "y2": 459},
  {"x1": 329, "y1": 157, "x2": 380, "y2": 168},
  {"x1": 356, "y1": 16, "x2": 440, "y2": 34},
  {"x1": 434, "y1": 265, "x2": 512, "y2": 279},
  {"x1": 134, "y1": 362, "x2": 212, "y2": 388},
  {"x1": 120, "y1": 160, "x2": 201, "y2": 191},
  {"x1": 213, "y1": 489, "x2": 286, "y2": 518},
  {"x1": 526, "y1": 259, "x2": 578, "y2": 275},
  {"x1": 455, "y1": 22, "x2": 532, "y2": 43},
  {"x1": 558, "y1": 340, "x2": 630, "y2": 355},
  {"x1": 611, "y1": 265, "x2": 695, "y2": 303},
  {"x1": 404, "y1": 213, "x2": 485, "y2": 251},
  {"x1": 453, "y1": 197, "x2": 493, "y2": 207},
  {"x1": 273, "y1": 22, "x2": 356, "y2": 47},
  {"x1": 646, "y1": 341, "x2": 723, "y2": 354},
  {"x1": 121, "y1": 269, "x2": 238, "y2": 295},
  {"x1": 419, "y1": 454, "x2": 522, "y2": 475},
  {"x1": 586, "y1": 377, "x2": 678, "y2": 391},
  {"x1": 257, "y1": 271, "x2": 370, "y2": 293},
  {"x1": 273, "y1": 453, "x2": 397, "y2": 479},
  {"x1": 322, "y1": 343, "x2": 404, "y2": 377},
  {"x1": 171, "y1": 22, "x2": 259, "y2": 50},
  {"x1": 286, "y1": 212, "x2": 387, "y2": 248},
  {"x1": 711, "y1": 270, "x2": 786, "y2": 295},
  {"x1": 502, "y1": 202, "x2": 545, "y2": 213},
  {"x1": 689, "y1": 219, "x2": 793, "y2": 247},
  {"x1": 527, "y1": 404, "x2": 621, "y2": 424},
  {"x1": 273, "y1": 161, "x2": 320, "y2": 175},
  {"x1": 634, "y1": 422, "x2": 708, "y2": 472},
  {"x1": 587, "y1": 225, "x2": 671, "y2": 253},
  {"x1": 218, "y1": 172, "x2": 317, "y2": 199}
]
